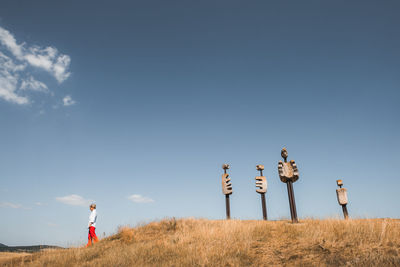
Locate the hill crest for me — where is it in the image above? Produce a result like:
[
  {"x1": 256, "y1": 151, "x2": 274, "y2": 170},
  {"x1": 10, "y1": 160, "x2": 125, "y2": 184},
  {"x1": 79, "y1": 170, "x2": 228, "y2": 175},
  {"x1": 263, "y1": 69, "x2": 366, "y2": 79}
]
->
[{"x1": 2, "y1": 218, "x2": 400, "y2": 266}]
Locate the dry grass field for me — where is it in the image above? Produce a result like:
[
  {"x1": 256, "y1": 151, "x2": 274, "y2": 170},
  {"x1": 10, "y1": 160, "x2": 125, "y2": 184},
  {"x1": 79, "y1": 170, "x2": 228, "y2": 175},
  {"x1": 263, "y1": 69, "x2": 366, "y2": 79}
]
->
[
  {"x1": 2, "y1": 218, "x2": 400, "y2": 266},
  {"x1": 0, "y1": 253, "x2": 32, "y2": 265}
]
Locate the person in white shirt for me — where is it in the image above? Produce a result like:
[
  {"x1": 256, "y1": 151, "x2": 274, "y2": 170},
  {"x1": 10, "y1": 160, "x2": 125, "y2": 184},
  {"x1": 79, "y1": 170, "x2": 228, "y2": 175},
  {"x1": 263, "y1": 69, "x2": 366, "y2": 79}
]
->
[{"x1": 86, "y1": 203, "x2": 98, "y2": 247}]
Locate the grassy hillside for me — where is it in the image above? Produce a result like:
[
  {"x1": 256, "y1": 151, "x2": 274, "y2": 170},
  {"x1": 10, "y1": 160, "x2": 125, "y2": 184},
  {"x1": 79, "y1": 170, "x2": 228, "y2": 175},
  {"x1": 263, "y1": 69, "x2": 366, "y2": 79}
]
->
[{"x1": 2, "y1": 218, "x2": 400, "y2": 266}]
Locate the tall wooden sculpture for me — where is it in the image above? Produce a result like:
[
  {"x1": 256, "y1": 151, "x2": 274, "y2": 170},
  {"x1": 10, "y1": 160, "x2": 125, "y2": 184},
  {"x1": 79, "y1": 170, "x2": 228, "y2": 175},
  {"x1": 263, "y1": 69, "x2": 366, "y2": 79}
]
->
[
  {"x1": 336, "y1": 179, "x2": 349, "y2": 219},
  {"x1": 255, "y1": 165, "x2": 268, "y2": 220},
  {"x1": 278, "y1": 148, "x2": 299, "y2": 223},
  {"x1": 221, "y1": 164, "x2": 232, "y2": 219}
]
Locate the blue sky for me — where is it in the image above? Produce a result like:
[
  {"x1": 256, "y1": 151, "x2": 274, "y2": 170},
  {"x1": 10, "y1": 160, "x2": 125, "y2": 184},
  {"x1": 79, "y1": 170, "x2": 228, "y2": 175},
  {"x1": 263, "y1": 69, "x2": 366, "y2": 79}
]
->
[{"x1": 0, "y1": 0, "x2": 399, "y2": 246}]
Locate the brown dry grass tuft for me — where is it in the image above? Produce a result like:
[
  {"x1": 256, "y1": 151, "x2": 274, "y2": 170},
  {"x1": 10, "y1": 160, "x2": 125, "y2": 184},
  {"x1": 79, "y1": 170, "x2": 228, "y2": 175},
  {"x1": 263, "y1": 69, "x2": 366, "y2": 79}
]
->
[
  {"x1": 0, "y1": 252, "x2": 32, "y2": 265},
  {"x1": 2, "y1": 218, "x2": 400, "y2": 266}
]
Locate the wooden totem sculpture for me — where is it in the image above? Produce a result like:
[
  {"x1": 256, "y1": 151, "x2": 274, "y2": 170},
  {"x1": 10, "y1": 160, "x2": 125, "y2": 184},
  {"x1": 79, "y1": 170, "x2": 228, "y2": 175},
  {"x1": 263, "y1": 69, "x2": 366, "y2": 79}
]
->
[
  {"x1": 255, "y1": 165, "x2": 268, "y2": 220},
  {"x1": 336, "y1": 179, "x2": 349, "y2": 219},
  {"x1": 278, "y1": 148, "x2": 299, "y2": 223},
  {"x1": 221, "y1": 164, "x2": 232, "y2": 219}
]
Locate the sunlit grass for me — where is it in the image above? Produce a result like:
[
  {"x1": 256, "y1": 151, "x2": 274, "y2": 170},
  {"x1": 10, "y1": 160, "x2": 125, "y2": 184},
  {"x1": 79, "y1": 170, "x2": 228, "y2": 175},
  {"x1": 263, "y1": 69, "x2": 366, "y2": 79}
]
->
[{"x1": 2, "y1": 218, "x2": 400, "y2": 266}]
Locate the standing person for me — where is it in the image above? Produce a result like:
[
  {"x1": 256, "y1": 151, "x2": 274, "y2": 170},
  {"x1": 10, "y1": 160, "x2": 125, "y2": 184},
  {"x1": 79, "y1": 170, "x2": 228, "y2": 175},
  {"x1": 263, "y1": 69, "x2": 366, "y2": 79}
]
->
[{"x1": 86, "y1": 203, "x2": 98, "y2": 247}]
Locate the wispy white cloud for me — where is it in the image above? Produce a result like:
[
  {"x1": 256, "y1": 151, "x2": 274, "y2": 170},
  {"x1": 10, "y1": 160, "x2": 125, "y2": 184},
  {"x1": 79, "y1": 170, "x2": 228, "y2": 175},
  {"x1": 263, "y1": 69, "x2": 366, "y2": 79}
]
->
[
  {"x1": 35, "y1": 202, "x2": 47, "y2": 206},
  {"x1": 56, "y1": 194, "x2": 94, "y2": 207},
  {"x1": 24, "y1": 46, "x2": 71, "y2": 83},
  {"x1": 0, "y1": 202, "x2": 30, "y2": 210},
  {"x1": 0, "y1": 51, "x2": 26, "y2": 72},
  {"x1": 0, "y1": 27, "x2": 23, "y2": 58},
  {"x1": 63, "y1": 95, "x2": 75, "y2": 106},
  {"x1": 0, "y1": 27, "x2": 71, "y2": 82},
  {"x1": 20, "y1": 75, "x2": 48, "y2": 92},
  {"x1": 0, "y1": 52, "x2": 29, "y2": 104},
  {"x1": 0, "y1": 202, "x2": 22, "y2": 208},
  {"x1": 127, "y1": 194, "x2": 154, "y2": 203},
  {"x1": 0, "y1": 26, "x2": 72, "y2": 105}
]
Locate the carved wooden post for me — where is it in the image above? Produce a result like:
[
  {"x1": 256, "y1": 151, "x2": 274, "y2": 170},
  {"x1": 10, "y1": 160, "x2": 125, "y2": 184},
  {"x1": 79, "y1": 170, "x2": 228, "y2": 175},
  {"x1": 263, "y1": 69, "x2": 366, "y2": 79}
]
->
[
  {"x1": 278, "y1": 148, "x2": 299, "y2": 223},
  {"x1": 336, "y1": 179, "x2": 349, "y2": 219},
  {"x1": 255, "y1": 165, "x2": 268, "y2": 220},
  {"x1": 221, "y1": 164, "x2": 232, "y2": 219}
]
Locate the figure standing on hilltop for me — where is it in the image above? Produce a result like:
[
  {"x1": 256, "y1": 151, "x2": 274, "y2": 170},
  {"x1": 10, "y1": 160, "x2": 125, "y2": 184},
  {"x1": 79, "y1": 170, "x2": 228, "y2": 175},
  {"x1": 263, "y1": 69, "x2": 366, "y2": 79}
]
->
[{"x1": 86, "y1": 203, "x2": 98, "y2": 247}]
